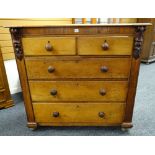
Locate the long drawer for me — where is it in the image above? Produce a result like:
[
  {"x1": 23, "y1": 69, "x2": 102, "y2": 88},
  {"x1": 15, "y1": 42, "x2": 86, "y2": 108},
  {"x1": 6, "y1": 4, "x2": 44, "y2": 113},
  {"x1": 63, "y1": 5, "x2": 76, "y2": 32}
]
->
[
  {"x1": 33, "y1": 103, "x2": 125, "y2": 124},
  {"x1": 78, "y1": 36, "x2": 134, "y2": 55},
  {"x1": 29, "y1": 81, "x2": 128, "y2": 102},
  {"x1": 25, "y1": 57, "x2": 131, "y2": 79},
  {"x1": 22, "y1": 37, "x2": 76, "y2": 55}
]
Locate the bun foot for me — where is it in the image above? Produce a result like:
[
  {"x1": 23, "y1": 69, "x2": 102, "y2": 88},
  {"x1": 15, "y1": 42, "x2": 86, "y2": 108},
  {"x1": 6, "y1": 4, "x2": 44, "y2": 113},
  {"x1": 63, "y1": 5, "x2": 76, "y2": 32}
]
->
[
  {"x1": 27, "y1": 122, "x2": 38, "y2": 130},
  {"x1": 121, "y1": 122, "x2": 133, "y2": 131}
]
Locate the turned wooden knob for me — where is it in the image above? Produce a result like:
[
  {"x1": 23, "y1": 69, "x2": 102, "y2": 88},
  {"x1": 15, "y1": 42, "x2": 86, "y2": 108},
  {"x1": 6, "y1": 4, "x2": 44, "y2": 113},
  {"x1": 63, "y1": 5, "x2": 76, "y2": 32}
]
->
[
  {"x1": 102, "y1": 40, "x2": 109, "y2": 50},
  {"x1": 101, "y1": 66, "x2": 108, "y2": 72},
  {"x1": 99, "y1": 89, "x2": 106, "y2": 96},
  {"x1": 53, "y1": 112, "x2": 59, "y2": 117},
  {"x1": 98, "y1": 112, "x2": 105, "y2": 118},
  {"x1": 50, "y1": 89, "x2": 57, "y2": 96},
  {"x1": 48, "y1": 66, "x2": 55, "y2": 73},
  {"x1": 45, "y1": 41, "x2": 53, "y2": 51}
]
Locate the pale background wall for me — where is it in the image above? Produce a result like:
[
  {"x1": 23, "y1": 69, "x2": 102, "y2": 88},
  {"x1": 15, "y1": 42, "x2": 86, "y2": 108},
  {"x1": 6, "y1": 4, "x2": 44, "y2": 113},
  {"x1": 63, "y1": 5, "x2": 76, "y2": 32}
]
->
[{"x1": 4, "y1": 60, "x2": 21, "y2": 94}]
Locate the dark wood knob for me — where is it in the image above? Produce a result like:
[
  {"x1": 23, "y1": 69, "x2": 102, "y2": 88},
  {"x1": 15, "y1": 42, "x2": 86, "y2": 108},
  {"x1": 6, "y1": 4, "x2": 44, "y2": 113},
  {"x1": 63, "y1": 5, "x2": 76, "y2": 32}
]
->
[
  {"x1": 53, "y1": 112, "x2": 59, "y2": 117},
  {"x1": 45, "y1": 41, "x2": 53, "y2": 51},
  {"x1": 99, "y1": 89, "x2": 106, "y2": 96},
  {"x1": 102, "y1": 40, "x2": 109, "y2": 50},
  {"x1": 48, "y1": 66, "x2": 55, "y2": 73},
  {"x1": 98, "y1": 112, "x2": 105, "y2": 118},
  {"x1": 101, "y1": 66, "x2": 108, "y2": 72},
  {"x1": 50, "y1": 89, "x2": 57, "y2": 96}
]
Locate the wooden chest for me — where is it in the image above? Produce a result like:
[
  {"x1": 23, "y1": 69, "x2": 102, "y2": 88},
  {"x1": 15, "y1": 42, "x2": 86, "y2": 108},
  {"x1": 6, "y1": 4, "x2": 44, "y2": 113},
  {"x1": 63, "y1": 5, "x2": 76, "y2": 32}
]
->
[
  {"x1": 9, "y1": 24, "x2": 149, "y2": 129},
  {"x1": 0, "y1": 48, "x2": 13, "y2": 109}
]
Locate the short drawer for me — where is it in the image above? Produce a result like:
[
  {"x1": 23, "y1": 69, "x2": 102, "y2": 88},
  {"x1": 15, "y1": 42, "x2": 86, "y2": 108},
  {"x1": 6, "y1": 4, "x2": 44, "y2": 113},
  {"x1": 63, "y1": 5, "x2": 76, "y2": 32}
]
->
[
  {"x1": 29, "y1": 81, "x2": 128, "y2": 102},
  {"x1": 25, "y1": 57, "x2": 131, "y2": 79},
  {"x1": 22, "y1": 37, "x2": 76, "y2": 55},
  {"x1": 78, "y1": 36, "x2": 133, "y2": 55},
  {"x1": 33, "y1": 103, "x2": 125, "y2": 124}
]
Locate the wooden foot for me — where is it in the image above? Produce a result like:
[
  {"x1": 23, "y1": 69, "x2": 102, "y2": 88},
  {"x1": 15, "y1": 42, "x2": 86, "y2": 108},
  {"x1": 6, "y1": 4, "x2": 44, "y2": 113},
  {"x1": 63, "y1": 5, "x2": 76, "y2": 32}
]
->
[
  {"x1": 27, "y1": 122, "x2": 38, "y2": 130},
  {"x1": 121, "y1": 122, "x2": 133, "y2": 131}
]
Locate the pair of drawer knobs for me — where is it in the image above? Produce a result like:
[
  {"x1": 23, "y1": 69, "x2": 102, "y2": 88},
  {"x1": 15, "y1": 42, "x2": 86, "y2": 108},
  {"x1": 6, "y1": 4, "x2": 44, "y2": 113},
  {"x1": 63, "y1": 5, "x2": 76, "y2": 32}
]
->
[
  {"x1": 50, "y1": 89, "x2": 106, "y2": 96},
  {"x1": 48, "y1": 66, "x2": 108, "y2": 73},
  {"x1": 45, "y1": 40, "x2": 109, "y2": 51},
  {"x1": 52, "y1": 111, "x2": 105, "y2": 118}
]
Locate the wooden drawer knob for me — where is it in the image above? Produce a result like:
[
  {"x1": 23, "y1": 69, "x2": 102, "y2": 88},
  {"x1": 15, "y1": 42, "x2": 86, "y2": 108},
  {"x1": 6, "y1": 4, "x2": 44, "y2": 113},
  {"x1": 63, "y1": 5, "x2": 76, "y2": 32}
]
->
[
  {"x1": 101, "y1": 66, "x2": 108, "y2": 72},
  {"x1": 50, "y1": 89, "x2": 57, "y2": 96},
  {"x1": 99, "y1": 89, "x2": 106, "y2": 96},
  {"x1": 48, "y1": 66, "x2": 55, "y2": 73},
  {"x1": 102, "y1": 40, "x2": 109, "y2": 50},
  {"x1": 98, "y1": 112, "x2": 105, "y2": 118},
  {"x1": 53, "y1": 112, "x2": 59, "y2": 117},
  {"x1": 45, "y1": 41, "x2": 53, "y2": 51}
]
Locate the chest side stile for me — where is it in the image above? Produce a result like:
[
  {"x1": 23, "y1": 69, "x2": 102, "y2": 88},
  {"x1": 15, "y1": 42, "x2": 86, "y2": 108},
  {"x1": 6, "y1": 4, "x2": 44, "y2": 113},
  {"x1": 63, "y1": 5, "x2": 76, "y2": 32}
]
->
[
  {"x1": 122, "y1": 26, "x2": 146, "y2": 128},
  {"x1": 10, "y1": 28, "x2": 36, "y2": 128}
]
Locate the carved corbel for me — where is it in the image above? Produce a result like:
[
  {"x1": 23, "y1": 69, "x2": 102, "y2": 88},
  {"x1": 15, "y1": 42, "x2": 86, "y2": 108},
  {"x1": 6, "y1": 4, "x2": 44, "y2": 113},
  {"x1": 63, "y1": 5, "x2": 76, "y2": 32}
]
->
[
  {"x1": 10, "y1": 28, "x2": 23, "y2": 60},
  {"x1": 133, "y1": 26, "x2": 146, "y2": 59}
]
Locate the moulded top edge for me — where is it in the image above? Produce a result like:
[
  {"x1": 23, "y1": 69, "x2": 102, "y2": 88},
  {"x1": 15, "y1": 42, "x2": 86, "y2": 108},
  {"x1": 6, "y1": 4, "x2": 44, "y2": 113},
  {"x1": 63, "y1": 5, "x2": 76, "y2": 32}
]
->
[{"x1": 5, "y1": 23, "x2": 152, "y2": 28}]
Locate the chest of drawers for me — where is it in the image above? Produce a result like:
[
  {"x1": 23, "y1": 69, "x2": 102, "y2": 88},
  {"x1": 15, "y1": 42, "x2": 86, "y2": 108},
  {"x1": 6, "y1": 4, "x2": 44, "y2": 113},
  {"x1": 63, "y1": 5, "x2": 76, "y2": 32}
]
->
[
  {"x1": 0, "y1": 48, "x2": 13, "y2": 109},
  {"x1": 9, "y1": 24, "x2": 149, "y2": 129}
]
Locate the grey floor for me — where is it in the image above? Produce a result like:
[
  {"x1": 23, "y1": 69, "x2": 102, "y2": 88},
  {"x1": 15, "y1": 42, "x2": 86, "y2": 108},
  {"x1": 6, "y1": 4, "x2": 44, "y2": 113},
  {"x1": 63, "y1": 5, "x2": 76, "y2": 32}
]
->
[{"x1": 0, "y1": 63, "x2": 155, "y2": 136}]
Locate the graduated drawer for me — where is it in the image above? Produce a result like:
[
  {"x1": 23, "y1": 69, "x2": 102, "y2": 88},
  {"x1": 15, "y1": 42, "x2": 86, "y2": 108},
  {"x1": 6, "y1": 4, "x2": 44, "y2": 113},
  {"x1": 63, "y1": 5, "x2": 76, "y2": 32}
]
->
[
  {"x1": 29, "y1": 81, "x2": 128, "y2": 102},
  {"x1": 25, "y1": 57, "x2": 131, "y2": 79},
  {"x1": 22, "y1": 37, "x2": 76, "y2": 55},
  {"x1": 33, "y1": 103, "x2": 125, "y2": 124},
  {"x1": 78, "y1": 36, "x2": 133, "y2": 55}
]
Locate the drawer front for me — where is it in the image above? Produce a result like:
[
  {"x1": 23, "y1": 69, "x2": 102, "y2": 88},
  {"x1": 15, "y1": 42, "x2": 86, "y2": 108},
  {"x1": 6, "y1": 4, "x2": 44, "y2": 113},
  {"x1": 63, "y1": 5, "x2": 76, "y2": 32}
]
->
[
  {"x1": 29, "y1": 81, "x2": 128, "y2": 102},
  {"x1": 78, "y1": 36, "x2": 133, "y2": 55},
  {"x1": 33, "y1": 103, "x2": 125, "y2": 124},
  {"x1": 22, "y1": 37, "x2": 76, "y2": 55},
  {"x1": 25, "y1": 57, "x2": 131, "y2": 79}
]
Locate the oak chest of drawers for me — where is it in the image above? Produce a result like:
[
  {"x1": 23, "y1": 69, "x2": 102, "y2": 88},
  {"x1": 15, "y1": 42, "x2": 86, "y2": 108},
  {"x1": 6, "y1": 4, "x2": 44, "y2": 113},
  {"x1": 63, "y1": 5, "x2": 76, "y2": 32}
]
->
[
  {"x1": 0, "y1": 48, "x2": 13, "y2": 109},
  {"x1": 9, "y1": 24, "x2": 149, "y2": 129}
]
